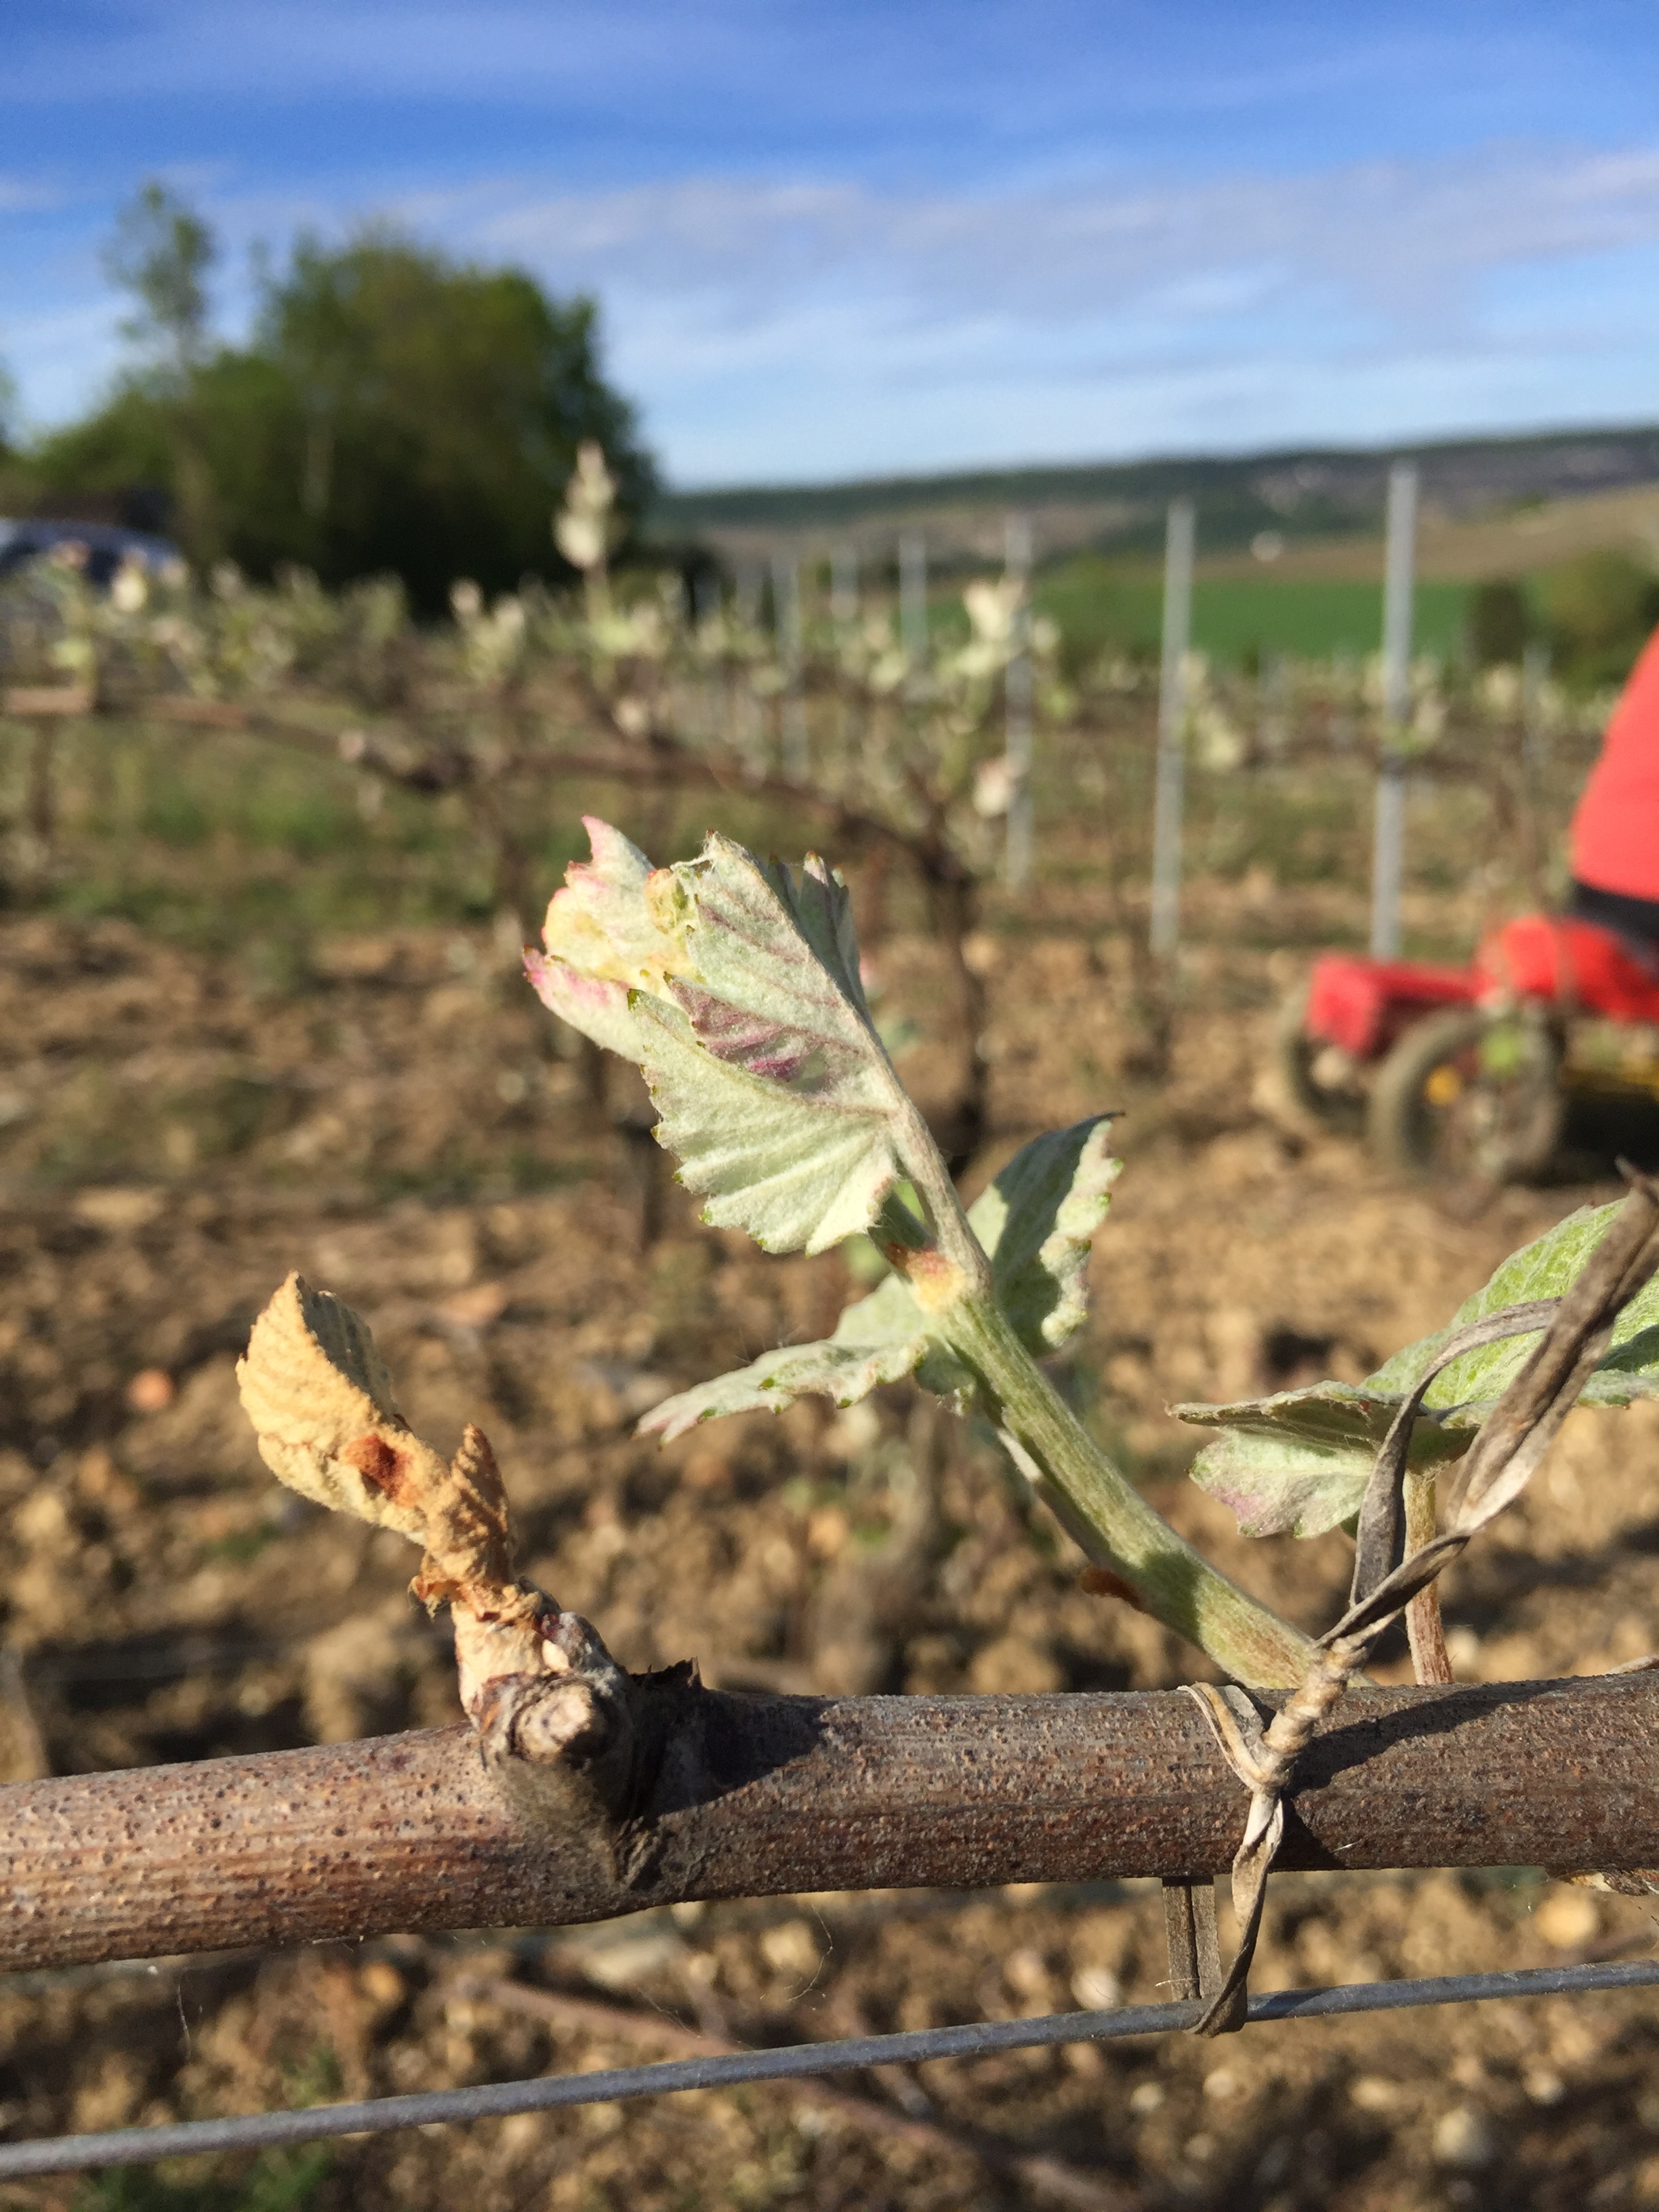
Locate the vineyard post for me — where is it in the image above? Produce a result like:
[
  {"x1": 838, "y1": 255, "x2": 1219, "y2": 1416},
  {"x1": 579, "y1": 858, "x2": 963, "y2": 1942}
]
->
[
  {"x1": 1370, "y1": 457, "x2": 1418, "y2": 959},
  {"x1": 1004, "y1": 512, "x2": 1034, "y2": 889},
  {"x1": 899, "y1": 530, "x2": 928, "y2": 676},
  {"x1": 734, "y1": 565, "x2": 764, "y2": 762},
  {"x1": 1519, "y1": 637, "x2": 1553, "y2": 892},
  {"x1": 830, "y1": 542, "x2": 859, "y2": 626},
  {"x1": 27, "y1": 713, "x2": 59, "y2": 841},
  {"x1": 1149, "y1": 495, "x2": 1195, "y2": 957},
  {"x1": 830, "y1": 541, "x2": 859, "y2": 772},
  {"x1": 1331, "y1": 646, "x2": 1356, "y2": 752},
  {"x1": 773, "y1": 551, "x2": 807, "y2": 777},
  {"x1": 1522, "y1": 636, "x2": 1551, "y2": 781},
  {"x1": 691, "y1": 566, "x2": 721, "y2": 745},
  {"x1": 1259, "y1": 651, "x2": 1289, "y2": 765}
]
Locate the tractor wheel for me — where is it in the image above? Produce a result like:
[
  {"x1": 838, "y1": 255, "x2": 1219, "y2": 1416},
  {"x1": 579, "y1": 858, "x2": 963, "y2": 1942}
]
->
[
  {"x1": 1273, "y1": 985, "x2": 1368, "y2": 1134},
  {"x1": 1368, "y1": 1006, "x2": 1563, "y2": 1183}
]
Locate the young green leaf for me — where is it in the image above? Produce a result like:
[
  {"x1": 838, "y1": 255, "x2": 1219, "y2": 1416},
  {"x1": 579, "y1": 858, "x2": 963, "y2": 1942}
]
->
[
  {"x1": 634, "y1": 836, "x2": 935, "y2": 1255},
  {"x1": 970, "y1": 1115, "x2": 1119, "y2": 1353},
  {"x1": 1178, "y1": 1384, "x2": 1458, "y2": 1539},
  {"x1": 524, "y1": 815, "x2": 694, "y2": 1059},
  {"x1": 1181, "y1": 1198, "x2": 1659, "y2": 1539},
  {"x1": 640, "y1": 1275, "x2": 935, "y2": 1441},
  {"x1": 639, "y1": 1116, "x2": 1116, "y2": 1439},
  {"x1": 1368, "y1": 1200, "x2": 1659, "y2": 1412}
]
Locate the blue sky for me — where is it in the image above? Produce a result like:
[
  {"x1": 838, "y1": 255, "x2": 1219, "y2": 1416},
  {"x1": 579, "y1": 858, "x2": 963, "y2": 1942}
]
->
[{"x1": 4, "y1": 1, "x2": 1659, "y2": 486}]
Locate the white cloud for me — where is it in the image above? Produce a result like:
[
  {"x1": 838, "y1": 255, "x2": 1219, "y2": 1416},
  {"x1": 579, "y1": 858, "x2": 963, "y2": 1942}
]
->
[
  {"x1": 464, "y1": 140, "x2": 1659, "y2": 337},
  {"x1": 0, "y1": 175, "x2": 64, "y2": 215},
  {"x1": 9, "y1": 132, "x2": 1659, "y2": 480},
  {"x1": 411, "y1": 140, "x2": 1659, "y2": 477}
]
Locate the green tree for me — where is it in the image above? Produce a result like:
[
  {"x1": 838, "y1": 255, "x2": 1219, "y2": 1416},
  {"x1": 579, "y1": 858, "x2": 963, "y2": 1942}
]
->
[
  {"x1": 1467, "y1": 577, "x2": 1533, "y2": 667},
  {"x1": 30, "y1": 222, "x2": 653, "y2": 605},
  {"x1": 1540, "y1": 549, "x2": 1659, "y2": 691},
  {"x1": 80, "y1": 180, "x2": 226, "y2": 557},
  {"x1": 102, "y1": 180, "x2": 216, "y2": 384},
  {"x1": 250, "y1": 232, "x2": 653, "y2": 607}
]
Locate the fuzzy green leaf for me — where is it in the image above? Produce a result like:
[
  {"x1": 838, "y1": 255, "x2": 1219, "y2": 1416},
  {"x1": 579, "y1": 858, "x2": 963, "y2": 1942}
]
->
[
  {"x1": 970, "y1": 1115, "x2": 1119, "y2": 1353},
  {"x1": 640, "y1": 1274, "x2": 933, "y2": 1441},
  {"x1": 1369, "y1": 1202, "x2": 1659, "y2": 1414},
  {"x1": 638, "y1": 1118, "x2": 1118, "y2": 1441},
  {"x1": 1178, "y1": 1383, "x2": 1462, "y2": 1539},
  {"x1": 638, "y1": 838, "x2": 919, "y2": 1255},
  {"x1": 1182, "y1": 1200, "x2": 1659, "y2": 1538}
]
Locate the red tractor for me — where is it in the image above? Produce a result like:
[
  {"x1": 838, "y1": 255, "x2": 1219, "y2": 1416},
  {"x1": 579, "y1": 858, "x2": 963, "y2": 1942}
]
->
[
  {"x1": 1281, "y1": 626, "x2": 1659, "y2": 1183},
  {"x1": 1279, "y1": 916, "x2": 1659, "y2": 1181}
]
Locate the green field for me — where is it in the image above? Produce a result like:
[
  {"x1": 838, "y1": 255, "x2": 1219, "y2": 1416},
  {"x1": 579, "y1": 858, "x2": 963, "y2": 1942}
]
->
[{"x1": 1035, "y1": 555, "x2": 1469, "y2": 667}]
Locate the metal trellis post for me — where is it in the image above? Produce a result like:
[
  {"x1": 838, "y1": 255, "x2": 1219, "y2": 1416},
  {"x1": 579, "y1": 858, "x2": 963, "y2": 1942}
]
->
[
  {"x1": 831, "y1": 543, "x2": 859, "y2": 627},
  {"x1": 773, "y1": 552, "x2": 807, "y2": 778},
  {"x1": 1004, "y1": 514, "x2": 1035, "y2": 890},
  {"x1": 1149, "y1": 497, "x2": 1195, "y2": 958},
  {"x1": 899, "y1": 531, "x2": 928, "y2": 674},
  {"x1": 1370, "y1": 459, "x2": 1418, "y2": 959}
]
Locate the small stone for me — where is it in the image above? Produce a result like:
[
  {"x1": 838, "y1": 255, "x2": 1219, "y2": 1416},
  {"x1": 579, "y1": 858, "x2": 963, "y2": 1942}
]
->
[
  {"x1": 1433, "y1": 2106, "x2": 1498, "y2": 2171},
  {"x1": 1535, "y1": 1887, "x2": 1601, "y2": 1950},
  {"x1": 1523, "y1": 2066, "x2": 1565, "y2": 2107},
  {"x1": 1004, "y1": 1946, "x2": 1050, "y2": 2000},
  {"x1": 760, "y1": 1920, "x2": 820, "y2": 1978},
  {"x1": 1349, "y1": 2074, "x2": 1398, "y2": 2113},
  {"x1": 125, "y1": 1368, "x2": 174, "y2": 1413},
  {"x1": 360, "y1": 1960, "x2": 407, "y2": 2009},
  {"x1": 1071, "y1": 1965, "x2": 1122, "y2": 2011}
]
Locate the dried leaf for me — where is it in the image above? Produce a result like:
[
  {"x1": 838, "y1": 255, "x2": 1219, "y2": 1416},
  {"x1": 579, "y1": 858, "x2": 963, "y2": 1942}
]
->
[
  {"x1": 236, "y1": 1272, "x2": 441, "y2": 1541},
  {"x1": 411, "y1": 1422, "x2": 520, "y2": 1610},
  {"x1": 1183, "y1": 1199, "x2": 1659, "y2": 1539},
  {"x1": 241, "y1": 1280, "x2": 550, "y2": 1714}
]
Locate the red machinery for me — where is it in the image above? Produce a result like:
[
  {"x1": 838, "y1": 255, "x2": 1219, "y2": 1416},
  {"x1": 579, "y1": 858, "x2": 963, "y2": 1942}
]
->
[{"x1": 1280, "y1": 914, "x2": 1659, "y2": 1181}]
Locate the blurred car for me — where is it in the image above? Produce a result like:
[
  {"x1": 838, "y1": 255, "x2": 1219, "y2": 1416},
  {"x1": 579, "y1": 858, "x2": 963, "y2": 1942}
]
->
[{"x1": 0, "y1": 517, "x2": 183, "y2": 590}]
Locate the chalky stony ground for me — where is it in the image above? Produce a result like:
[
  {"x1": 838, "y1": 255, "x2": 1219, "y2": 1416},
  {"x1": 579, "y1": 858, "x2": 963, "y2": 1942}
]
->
[{"x1": 2, "y1": 857, "x2": 1658, "y2": 2211}]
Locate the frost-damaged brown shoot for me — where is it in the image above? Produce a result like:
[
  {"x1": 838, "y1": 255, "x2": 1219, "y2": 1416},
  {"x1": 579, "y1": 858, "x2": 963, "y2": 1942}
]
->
[{"x1": 237, "y1": 1271, "x2": 643, "y2": 1845}]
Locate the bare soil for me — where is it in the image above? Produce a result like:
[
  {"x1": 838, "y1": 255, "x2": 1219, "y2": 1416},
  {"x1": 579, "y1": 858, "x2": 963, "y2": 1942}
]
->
[{"x1": 3, "y1": 856, "x2": 1659, "y2": 2212}]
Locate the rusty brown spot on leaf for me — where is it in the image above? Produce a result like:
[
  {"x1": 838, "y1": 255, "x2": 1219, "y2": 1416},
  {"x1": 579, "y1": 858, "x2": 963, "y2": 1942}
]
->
[{"x1": 340, "y1": 1433, "x2": 418, "y2": 1508}]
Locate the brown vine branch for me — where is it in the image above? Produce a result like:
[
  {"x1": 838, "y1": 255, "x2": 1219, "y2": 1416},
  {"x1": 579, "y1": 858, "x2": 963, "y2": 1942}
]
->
[{"x1": 1, "y1": 1672, "x2": 1657, "y2": 1974}]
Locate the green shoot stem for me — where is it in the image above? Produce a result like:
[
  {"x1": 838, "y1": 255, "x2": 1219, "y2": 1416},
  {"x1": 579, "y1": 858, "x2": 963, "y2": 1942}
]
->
[{"x1": 934, "y1": 1290, "x2": 1315, "y2": 1690}]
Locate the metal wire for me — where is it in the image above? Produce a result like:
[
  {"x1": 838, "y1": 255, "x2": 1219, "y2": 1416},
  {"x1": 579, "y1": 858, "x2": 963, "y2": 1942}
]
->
[{"x1": 2, "y1": 1959, "x2": 1656, "y2": 2177}]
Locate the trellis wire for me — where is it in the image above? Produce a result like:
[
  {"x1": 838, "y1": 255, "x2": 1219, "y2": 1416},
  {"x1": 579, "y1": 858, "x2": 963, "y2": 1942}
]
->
[{"x1": 5, "y1": 1960, "x2": 1656, "y2": 2177}]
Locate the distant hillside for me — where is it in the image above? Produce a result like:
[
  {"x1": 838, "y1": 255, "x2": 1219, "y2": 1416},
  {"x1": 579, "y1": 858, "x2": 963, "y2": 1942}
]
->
[{"x1": 651, "y1": 423, "x2": 1659, "y2": 570}]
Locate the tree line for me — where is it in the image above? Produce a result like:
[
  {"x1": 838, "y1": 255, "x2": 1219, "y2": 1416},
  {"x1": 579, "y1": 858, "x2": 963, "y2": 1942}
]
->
[{"x1": 0, "y1": 183, "x2": 657, "y2": 614}]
